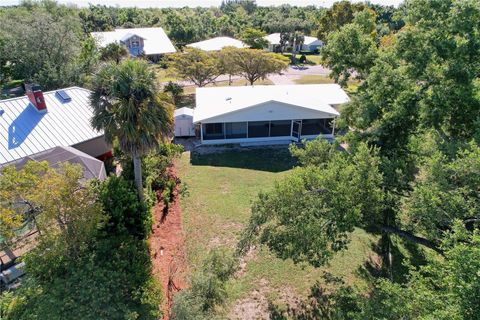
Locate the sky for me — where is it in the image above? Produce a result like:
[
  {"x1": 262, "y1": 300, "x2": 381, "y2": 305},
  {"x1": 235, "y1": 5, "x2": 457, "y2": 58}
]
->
[{"x1": 0, "y1": 0, "x2": 404, "y2": 8}]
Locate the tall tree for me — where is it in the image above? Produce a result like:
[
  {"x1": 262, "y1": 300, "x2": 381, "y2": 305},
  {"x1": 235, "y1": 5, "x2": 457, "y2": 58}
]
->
[
  {"x1": 222, "y1": 48, "x2": 289, "y2": 85},
  {"x1": 239, "y1": 27, "x2": 268, "y2": 49},
  {"x1": 316, "y1": 0, "x2": 366, "y2": 42},
  {"x1": 99, "y1": 42, "x2": 128, "y2": 64},
  {"x1": 169, "y1": 47, "x2": 221, "y2": 87},
  {"x1": 90, "y1": 59, "x2": 174, "y2": 200},
  {"x1": 0, "y1": 1, "x2": 84, "y2": 89}
]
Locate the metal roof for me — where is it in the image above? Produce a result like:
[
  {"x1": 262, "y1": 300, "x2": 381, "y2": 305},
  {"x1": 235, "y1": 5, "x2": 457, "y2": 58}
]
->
[
  {"x1": 0, "y1": 87, "x2": 103, "y2": 165},
  {"x1": 174, "y1": 107, "x2": 194, "y2": 118},
  {"x1": 6, "y1": 146, "x2": 107, "y2": 181},
  {"x1": 264, "y1": 33, "x2": 322, "y2": 46},
  {"x1": 92, "y1": 27, "x2": 176, "y2": 55},
  {"x1": 194, "y1": 84, "x2": 349, "y2": 123},
  {"x1": 187, "y1": 37, "x2": 247, "y2": 51}
]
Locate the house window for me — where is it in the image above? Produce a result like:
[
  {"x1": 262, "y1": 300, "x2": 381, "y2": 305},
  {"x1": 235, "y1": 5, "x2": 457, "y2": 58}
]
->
[
  {"x1": 269, "y1": 120, "x2": 292, "y2": 137},
  {"x1": 131, "y1": 40, "x2": 140, "y2": 48},
  {"x1": 225, "y1": 122, "x2": 247, "y2": 139},
  {"x1": 301, "y1": 118, "x2": 334, "y2": 135},
  {"x1": 248, "y1": 121, "x2": 270, "y2": 138},
  {"x1": 203, "y1": 123, "x2": 224, "y2": 140}
]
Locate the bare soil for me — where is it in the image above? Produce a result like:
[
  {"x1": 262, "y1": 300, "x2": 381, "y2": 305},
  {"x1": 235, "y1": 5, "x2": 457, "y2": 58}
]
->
[{"x1": 149, "y1": 165, "x2": 187, "y2": 319}]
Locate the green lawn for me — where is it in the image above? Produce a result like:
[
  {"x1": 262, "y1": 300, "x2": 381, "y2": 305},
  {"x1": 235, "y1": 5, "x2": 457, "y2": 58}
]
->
[
  {"x1": 283, "y1": 53, "x2": 323, "y2": 65},
  {"x1": 294, "y1": 75, "x2": 361, "y2": 93},
  {"x1": 177, "y1": 148, "x2": 378, "y2": 313}
]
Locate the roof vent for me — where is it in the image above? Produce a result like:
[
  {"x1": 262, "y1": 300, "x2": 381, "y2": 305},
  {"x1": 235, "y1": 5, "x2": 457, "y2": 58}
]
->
[
  {"x1": 225, "y1": 97, "x2": 232, "y2": 101},
  {"x1": 55, "y1": 90, "x2": 71, "y2": 103}
]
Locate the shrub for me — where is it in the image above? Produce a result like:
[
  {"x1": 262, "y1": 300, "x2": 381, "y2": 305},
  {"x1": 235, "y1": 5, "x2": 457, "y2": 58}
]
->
[
  {"x1": 94, "y1": 176, "x2": 150, "y2": 239},
  {"x1": 171, "y1": 250, "x2": 237, "y2": 319}
]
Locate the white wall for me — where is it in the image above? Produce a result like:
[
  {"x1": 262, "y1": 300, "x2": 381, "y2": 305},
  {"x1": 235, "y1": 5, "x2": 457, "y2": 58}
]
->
[
  {"x1": 174, "y1": 114, "x2": 195, "y2": 137},
  {"x1": 202, "y1": 101, "x2": 335, "y2": 124}
]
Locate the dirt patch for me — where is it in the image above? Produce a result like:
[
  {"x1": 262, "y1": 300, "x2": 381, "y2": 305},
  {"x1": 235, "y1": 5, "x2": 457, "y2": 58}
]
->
[
  {"x1": 230, "y1": 278, "x2": 271, "y2": 320},
  {"x1": 149, "y1": 165, "x2": 187, "y2": 319}
]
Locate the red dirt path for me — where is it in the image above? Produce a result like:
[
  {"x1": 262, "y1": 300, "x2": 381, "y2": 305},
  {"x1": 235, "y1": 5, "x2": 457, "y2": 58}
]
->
[{"x1": 149, "y1": 165, "x2": 187, "y2": 319}]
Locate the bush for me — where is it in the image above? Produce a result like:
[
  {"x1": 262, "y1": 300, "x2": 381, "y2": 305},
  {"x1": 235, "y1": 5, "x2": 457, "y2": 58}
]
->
[
  {"x1": 94, "y1": 176, "x2": 151, "y2": 239},
  {"x1": 171, "y1": 250, "x2": 237, "y2": 319}
]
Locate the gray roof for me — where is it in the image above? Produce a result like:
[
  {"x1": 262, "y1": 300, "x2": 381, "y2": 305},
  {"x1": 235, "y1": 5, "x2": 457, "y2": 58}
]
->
[
  {"x1": 8, "y1": 146, "x2": 107, "y2": 181},
  {"x1": 0, "y1": 87, "x2": 104, "y2": 165}
]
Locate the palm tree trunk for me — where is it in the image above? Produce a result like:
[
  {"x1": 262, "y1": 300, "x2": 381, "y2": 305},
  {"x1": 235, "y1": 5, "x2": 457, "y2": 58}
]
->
[{"x1": 133, "y1": 152, "x2": 144, "y2": 201}]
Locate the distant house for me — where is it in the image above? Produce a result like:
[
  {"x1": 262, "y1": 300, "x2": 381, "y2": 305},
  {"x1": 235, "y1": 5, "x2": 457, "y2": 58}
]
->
[
  {"x1": 186, "y1": 36, "x2": 248, "y2": 51},
  {"x1": 91, "y1": 27, "x2": 176, "y2": 60},
  {"x1": 193, "y1": 84, "x2": 349, "y2": 145},
  {"x1": 0, "y1": 85, "x2": 110, "y2": 166},
  {"x1": 264, "y1": 33, "x2": 323, "y2": 53}
]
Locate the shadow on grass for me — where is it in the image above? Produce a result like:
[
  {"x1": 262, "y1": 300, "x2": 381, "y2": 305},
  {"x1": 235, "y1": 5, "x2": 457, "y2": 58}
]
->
[
  {"x1": 356, "y1": 232, "x2": 429, "y2": 285},
  {"x1": 190, "y1": 147, "x2": 297, "y2": 172}
]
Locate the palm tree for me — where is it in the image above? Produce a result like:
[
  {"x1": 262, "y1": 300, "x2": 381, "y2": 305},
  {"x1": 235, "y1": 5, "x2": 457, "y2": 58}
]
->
[{"x1": 90, "y1": 59, "x2": 174, "y2": 200}]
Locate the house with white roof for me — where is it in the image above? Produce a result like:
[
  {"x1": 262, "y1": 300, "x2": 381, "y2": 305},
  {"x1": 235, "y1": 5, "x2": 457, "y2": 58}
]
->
[
  {"x1": 264, "y1": 33, "x2": 323, "y2": 53},
  {"x1": 0, "y1": 85, "x2": 110, "y2": 166},
  {"x1": 192, "y1": 84, "x2": 349, "y2": 145},
  {"x1": 187, "y1": 36, "x2": 247, "y2": 51},
  {"x1": 91, "y1": 27, "x2": 176, "y2": 60}
]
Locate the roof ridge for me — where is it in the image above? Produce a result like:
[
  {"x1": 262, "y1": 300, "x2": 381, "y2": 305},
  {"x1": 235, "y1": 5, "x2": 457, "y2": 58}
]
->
[{"x1": 0, "y1": 86, "x2": 91, "y2": 104}]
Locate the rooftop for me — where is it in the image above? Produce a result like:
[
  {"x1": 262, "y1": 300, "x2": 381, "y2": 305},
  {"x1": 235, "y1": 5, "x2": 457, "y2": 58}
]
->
[
  {"x1": 187, "y1": 36, "x2": 247, "y2": 51},
  {"x1": 264, "y1": 33, "x2": 322, "y2": 46},
  {"x1": 9, "y1": 146, "x2": 107, "y2": 181},
  {"x1": 194, "y1": 84, "x2": 349, "y2": 123},
  {"x1": 0, "y1": 87, "x2": 103, "y2": 165},
  {"x1": 174, "y1": 107, "x2": 194, "y2": 117},
  {"x1": 91, "y1": 27, "x2": 176, "y2": 55}
]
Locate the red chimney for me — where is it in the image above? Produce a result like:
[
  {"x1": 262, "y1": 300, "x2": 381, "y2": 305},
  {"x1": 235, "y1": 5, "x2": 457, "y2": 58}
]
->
[{"x1": 25, "y1": 84, "x2": 47, "y2": 112}]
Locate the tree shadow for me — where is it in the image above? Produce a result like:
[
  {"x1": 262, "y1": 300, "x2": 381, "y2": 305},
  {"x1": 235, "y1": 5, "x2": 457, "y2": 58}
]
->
[
  {"x1": 190, "y1": 147, "x2": 297, "y2": 172},
  {"x1": 356, "y1": 233, "x2": 429, "y2": 285}
]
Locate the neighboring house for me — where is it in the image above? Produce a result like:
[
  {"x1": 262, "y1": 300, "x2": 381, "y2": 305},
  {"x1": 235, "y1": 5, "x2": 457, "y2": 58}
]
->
[
  {"x1": 186, "y1": 36, "x2": 248, "y2": 51},
  {"x1": 174, "y1": 107, "x2": 195, "y2": 137},
  {"x1": 264, "y1": 33, "x2": 323, "y2": 53},
  {"x1": 0, "y1": 85, "x2": 111, "y2": 166},
  {"x1": 9, "y1": 146, "x2": 107, "y2": 181},
  {"x1": 91, "y1": 27, "x2": 176, "y2": 60},
  {"x1": 193, "y1": 84, "x2": 349, "y2": 145},
  {"x1": 302, "y1": 36, "x2": 324, "y2": 53}
]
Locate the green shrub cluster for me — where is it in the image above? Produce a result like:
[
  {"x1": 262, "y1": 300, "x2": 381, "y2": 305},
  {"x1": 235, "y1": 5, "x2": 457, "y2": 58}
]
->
[{"x1": 171, "y1": 250, "x2": 237, "y2": 320}]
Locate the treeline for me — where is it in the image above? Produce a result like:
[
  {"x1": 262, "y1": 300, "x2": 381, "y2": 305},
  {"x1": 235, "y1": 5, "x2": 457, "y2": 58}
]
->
[{"x1": 0, "y1": 0, "x2": 403, "y2": 92}]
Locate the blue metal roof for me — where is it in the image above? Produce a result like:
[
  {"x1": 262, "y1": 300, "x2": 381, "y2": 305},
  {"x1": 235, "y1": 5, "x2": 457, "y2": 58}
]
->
[{"x1": 0, "y1": 87, "x2": 104, "y2": 165}]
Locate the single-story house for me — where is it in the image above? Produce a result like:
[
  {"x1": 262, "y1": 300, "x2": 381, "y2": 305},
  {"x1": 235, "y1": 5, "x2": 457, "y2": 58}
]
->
[
  {"x1": 186, "y1": 36, "x2": 247, "y2": 51},
  {"x1": 9, "y1": 146, "x2": 107, "y2": 181},
  {"x1": 264, "y1": 33, "x2": 323, "y2": 53},
  {"x1": 0, "y1": 85, "x2": 110, "y2": 166},
  {"x1": 91, "y1": 27, "x2": 176, "y2": 60},
  {"x1": 302, "y1": 36, "x2": 324, "y2": 52},
  {"x1": 174, "y1": 107, "x2": 195, "y2": 137},
  {"x1": 193, "y1": 84, "x2": 349, "y2": 145}
]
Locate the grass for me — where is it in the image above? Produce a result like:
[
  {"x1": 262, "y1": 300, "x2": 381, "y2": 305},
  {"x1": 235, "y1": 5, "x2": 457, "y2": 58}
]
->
[
  {"x1": 177, "y1": 148, "x2": 378, "y2": 312},
  {"x1": 282, "y1": 53, "x2": 323, "y2": 65},
  {"x1": 294, "y1": 75, "x2": 361, "y2": 93},
  {"x1": 182, "y1": 78, "x2": 274, "y2": 97}
]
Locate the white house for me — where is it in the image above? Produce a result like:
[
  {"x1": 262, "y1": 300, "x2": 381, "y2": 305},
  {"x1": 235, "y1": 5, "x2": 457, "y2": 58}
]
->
[
  {"x1": 91, "y1": 27, "x2": 176, "y2": 60},
  {"x1": 0, "y1": 85, "x2": 110, "y2": 166},
  {"x1": 193, "y1": 84, "x2": 349, "y2": 145},
  {"x1": 174, "y1": 107, "x2": 195, "y2": 137},
  {"x1": 302, "y1": 36, "x2": 324, "y2": 52},
  {"x1": 187, "y1": 36, "x2": 247, "y2": 51},
  {"x1": 264, "y1": 33, "x2": 323, "y2": 53}
]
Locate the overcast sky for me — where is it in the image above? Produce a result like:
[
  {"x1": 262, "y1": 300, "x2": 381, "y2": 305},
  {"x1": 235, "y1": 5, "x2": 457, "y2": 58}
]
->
[{"x1": 0, "y1": 0, "x2": 404, "y2": 8}]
